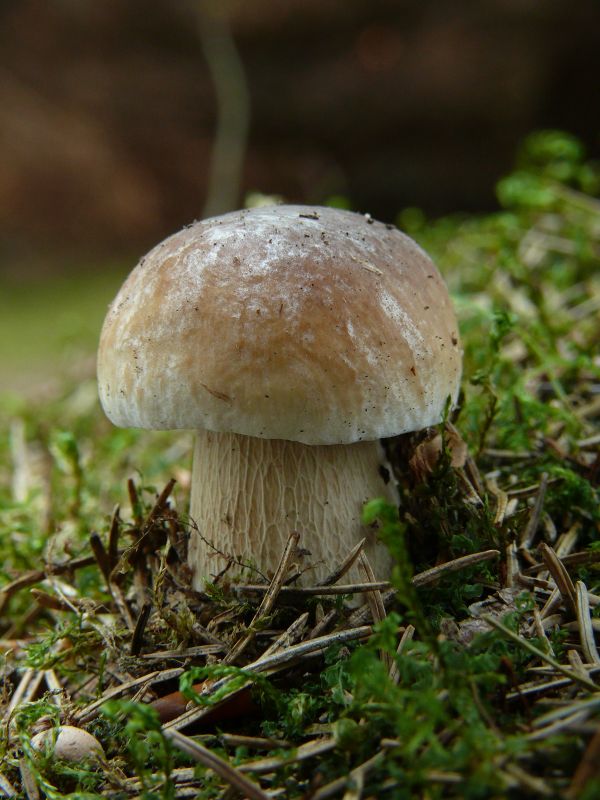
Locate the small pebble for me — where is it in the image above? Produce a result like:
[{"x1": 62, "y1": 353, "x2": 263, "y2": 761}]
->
[{"x1": 31, "y1": 725, "x2": 104, "y2": 762}]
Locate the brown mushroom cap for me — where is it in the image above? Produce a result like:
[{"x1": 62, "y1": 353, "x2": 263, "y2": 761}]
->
[{"x1": 98, "y1": 205, "x2": 461, "y2": 445}]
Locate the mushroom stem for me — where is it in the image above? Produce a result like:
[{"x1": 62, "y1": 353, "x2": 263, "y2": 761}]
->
[{"x1": 188, "y1": 430, "x2": 396, "y2": 589}]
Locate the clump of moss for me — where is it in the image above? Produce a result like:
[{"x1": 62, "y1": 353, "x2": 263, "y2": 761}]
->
[{"x1": 0, "y1": 130, "x2": 599, "y2": 798}]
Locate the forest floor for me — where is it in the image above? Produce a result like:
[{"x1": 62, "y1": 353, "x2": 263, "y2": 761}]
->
[{"x1": 0, "y1": 131, "x2": 599, "y2": 799}]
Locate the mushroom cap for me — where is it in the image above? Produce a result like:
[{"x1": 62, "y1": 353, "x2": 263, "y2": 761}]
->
[{"x1": 98, "y1": 205, "x2": 461, "y2": 445}]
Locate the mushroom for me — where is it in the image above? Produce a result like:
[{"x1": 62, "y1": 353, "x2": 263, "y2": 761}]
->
[
  {"x1": 97, "y1": 206, "x2": 461, "y2": 588},
  {"x1": 31, "y1": 725, "x2": 104, "y2": 762}
]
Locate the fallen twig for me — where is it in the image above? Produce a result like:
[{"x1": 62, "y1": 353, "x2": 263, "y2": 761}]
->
[{"x1": 163, "y1": 728, "x2": 270, "y2": 800}]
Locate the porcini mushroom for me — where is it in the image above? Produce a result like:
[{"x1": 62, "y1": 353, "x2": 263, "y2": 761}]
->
[{"x1": 97, "y1": 206, "x2": 461, "y2": 588}]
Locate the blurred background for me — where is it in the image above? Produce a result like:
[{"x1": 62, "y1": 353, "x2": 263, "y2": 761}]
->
[{"x1": 1, "y1": 0, "x2": 599, "y2": 395}]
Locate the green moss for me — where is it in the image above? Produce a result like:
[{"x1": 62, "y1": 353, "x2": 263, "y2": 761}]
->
[{"x1": 1, "y1": 130, "x2": 599, "y2": 797}]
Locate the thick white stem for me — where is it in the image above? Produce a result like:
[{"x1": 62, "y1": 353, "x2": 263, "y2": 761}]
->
[{"x1": 188, "y1": 430, "x2": 397, "y2": 589}]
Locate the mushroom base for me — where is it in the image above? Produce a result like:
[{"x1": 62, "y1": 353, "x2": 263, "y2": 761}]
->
[{"x1": 188, "y1": 430, "x2": 397, "y2": 589}]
